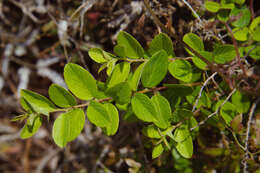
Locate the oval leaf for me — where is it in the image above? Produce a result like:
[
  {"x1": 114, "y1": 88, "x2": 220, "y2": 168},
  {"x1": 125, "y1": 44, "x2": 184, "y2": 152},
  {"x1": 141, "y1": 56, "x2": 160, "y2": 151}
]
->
[
  {"x1": 106, "y1": 82, "x2": 132, "y2": 105},
  {"x1": 183, "y1": 33, "x2": 204, "y2": 55},
  {"x1": 21, "y1": 89, "x2": 56, "y2": 116},
  {"x1": 148, "y1": 33, "x2": 175, "y2": 57},
  {"x1": 151, "y1": 95, "x2": 171, "y2": 129},
  {"x1": 213, "y1": 44, "x2": 236, "y2": 64},
  {"x1": 64, "y1": 63, "x2": 98, "y2": 100},
  {"x1": 87, "y1": 101, "x2": 111, "y2": 128},
  {"x1": 152, "y1": 143, "x2": 164, "y2": 159},
  {"x1": 48, "y1": 84, "x2": 77, "y2": 108},
  {"x1": 205, "y1": 1, "x2": 220, "y2": 13},
  {"x1": 52, "y1": 108, "x2": 85, "y2": 148},
  {"x1": 168, "y1": 59, "x2": 193, "y2": 82},
  {"x1": 103, "y1": 103, "x2": 119, "y2": 136},
  {"x1": 141, "y1": 50, "x2": 168, "y2": 88},
  {"x1": 131, "y1": 93, "x2": 157, "y2": 122},
  {"x1": 176, "y1": 135, "x2": 193, "y2": 158},
  {"x1": 117, "y1": 31, "x2": 144, "y2": 59},
  {"x1": 88, "y1": 48, "x2": 108, "y2": 63}
]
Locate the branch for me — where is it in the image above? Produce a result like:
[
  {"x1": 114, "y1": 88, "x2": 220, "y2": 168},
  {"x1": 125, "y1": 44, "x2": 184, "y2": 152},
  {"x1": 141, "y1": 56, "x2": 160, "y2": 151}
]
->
[
  {"x1": 242, "y1": 98, "x2": 260, "y2": 173},
  {"x1": 190, "y1": 88, "x2": 237, "y2": 131},
  {"x1": 192, "y1": 72, "x2": 217, "y2": 112}
]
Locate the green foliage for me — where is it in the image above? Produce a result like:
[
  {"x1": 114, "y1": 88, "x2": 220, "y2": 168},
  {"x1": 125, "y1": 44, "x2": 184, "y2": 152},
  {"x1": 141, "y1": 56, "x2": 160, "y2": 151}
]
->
[
  {"x1": 141, "y1": 50, "x2": 168, "y2": 87},
  {"x1": 64, "y1": 63, "x2": 98, "y2": 100},
  {"x1": 15, "y1": 22, "x2": 258, "y2": 171},
  {"x1": 52, "y1": 109, "x2": 85, "y2": 147}
]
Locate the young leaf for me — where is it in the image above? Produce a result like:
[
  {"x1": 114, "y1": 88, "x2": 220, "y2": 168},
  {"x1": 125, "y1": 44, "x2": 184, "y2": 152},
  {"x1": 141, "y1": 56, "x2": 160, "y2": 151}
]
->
[
  {"x1": 88, "y1": 48, "x2": 109, "y2": 63},
  {"x1": 107, "y1": 62, "x2": 130, "y2": 88},
  {"x1": 20, "y1": 97, "x2": 35, "y2": 113},
  {"x1": 205, "y1": 1, "x2": 220, "y2": 13},
  {"x1": 142, "y1": 125, "x2": 161, "y2": 139},
  {"x1": 151, "y1": 95, "x2": 171, "y2": 129},
  {"x1": 105, "y1": 82, "x2": 132, "y2": 105},
  {"x1": 152, "y1": 143, "x2": 164, "y2": 159},
  {"x1": 168, "y1": 59, "x2": 193, "y2": 82},
  {"x1": 103, "y1": 103, "x2": 119, "y2": 136},
  {"x1": 64, "y1": 63, "x2": 98, "y2": 100},
  {"x1": 249, "y1": 16, "x2": 260, "y2": 31},
  {"x1": 131, "y1": 93, "x2": 157, "y2": 122},
  {"x1": 148, "y1": 33, "x2": 175, "y2": 57},
  {"x1": 117, "y1": 31, "x2": 144, "y2": 59},
  {"x1": 52, "y1": 108, "x2": 85, "y2": 148},
  {"x1": 129, "y1": 62, "x2": 145, "y2": 91},
  {"x1": 21, "y1": 89, "x2": 56, "y2": 116},
  {"x1": 106, "y1": 59, "x2": 117, "y2": 76},
  {"x1": 231, "y1": 90, "x2": 250, "y2": 113},
  {"x1": 183, "y1": 33, "x2": 204, "y2": 55},
  {"x1": 48, "y1": 84, "x2": 77, "y2": 108},
  {"x1": 20, "y1": 114, "x2": 42, "y2": 139},
  {"x1": 141, "y1": 50, "x2": 168, "y2": 88},
  {"x1": 213, "y1": 44, "x2": 236, "y2": 64},
  {"x1": 86, "y1": 101, "x2": 111, "y2": 128}
]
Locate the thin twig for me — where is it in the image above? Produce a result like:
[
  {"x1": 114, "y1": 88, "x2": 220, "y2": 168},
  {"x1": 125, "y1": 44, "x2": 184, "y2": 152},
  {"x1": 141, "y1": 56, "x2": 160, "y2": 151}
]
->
[
  {"x1": 242, "y1": 98, "x2": 260, "y2": 173},
  {"x1": 190, "y1": 88, "x2": 237, "y2": 131},
  {"x1": 181, "y1": 0, "x2": 202, "y2": 23},
  {"x1": 192, "y1": 72, "x2": 217, "y2": 112}
]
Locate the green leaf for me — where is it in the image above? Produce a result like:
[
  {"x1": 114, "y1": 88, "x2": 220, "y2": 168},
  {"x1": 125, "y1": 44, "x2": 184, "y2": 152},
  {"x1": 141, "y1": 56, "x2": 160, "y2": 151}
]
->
[
  {"x1": 117, "y1": 31, "x2": 144, "y2": 59},
  {"x1": 186, "y1": 86, "x2": 212, "y2": 109},
  {"x1": 20, "y1": 97, "x2": 35, "y2": 113},
  {"x1": 21, "y1": 114, "x2": 42, "y2": 139},
  {"x1": 141, "y1": 50, "x2": 169, "y2": 88},
  {"x1": 113, "y1": 45, "x2": 126, "y2": 57},
  {"x1": 217, "y1": 9, "x2": 231, "y2": 22},
  {"x1": 235, "y1": 0, "x2": 245, "y2": 5},
  {"x1": 192, "y1": 51, "x2": 213, "y2": 70},
  {"x1": 88, "y1": 48, "x2": 109, "y2": 63},
  {"x1": 129, "y1": 62, "x2": 145, "y2": 91},
  {"x1": 244, "y1": 45, "x2": 260, "y2": 59},
  {"x1": 103, "y1": 103, "x2": 119, "y2": 136},
  {"x1": 131, "y1": 93, "x2": 157, "y2": 122},
  {"x1": 106, "y1": 82, "x2": 132, "y2": 105},
  {"x1": 220, "y1": 3, "x2": 234, "y2": 9},
  {"x1": 168, "y1": 59, "x2": 193, "y2": 82},
  {"x1": 252, "y1": 27, "x2": 260, "y2": 41},
  {"x1": 142, "y1": 125, "x2": 161, "y2": 139},
  {"x1": 163, "y1": 84, "x2": 193, "y2": 96},
  {"x1": 174, "y1": 125, "x2": 193, "y2": 158},
  {"x1": 148, "y1": 33, "x2": 175, "y2": 57},
  {"x1": 86, "y1": 101, "x2": 111, "y2": 128},
  {"x1": 205, "y1": 1, "x2": 220, "y2": 13},
  {"x1": 151, "y1": 95, "x2": 171, "y2": 129},
  {"x1": 64, "y1": 63, "x2": 98, "y2": 100},
  {"x1": 249, "y1": 16, "x2": 260, "y2": 31},
  {"x1": 231, "y1": 90, "x2": 250, "y2": 113},
  {"x1": 21, "y1": 89, "x2": 56, "y2": 116},
  {"x1": 152, "y1": 143, "x2": 164, "y2": 159},
  {"x1": 213, "y1": 44, "x2": 236, "y2": 64},
  {"x1": 231, "y1": 6, "x2": 251, "y2": 28},
  {"x1": 107, "y1": 62, "x2": 131, "y2": 88},
  {"x1": 48, "y1": 84, "x2": 77, "y2": 108},
  {"x1": 233, "y1": 27, "x2": 249, "y2": 41},
  {"x1": 106, "y1": 59, "x2": 117, "y2": 76},
  {"x1": 172, "y1": 109, "x2": 193, "y2": 123},
  {"x1": 52, "y1": 108, "x2": 85, "y2": 148},
  {"x1": 183, "y1": 33, "x2": 204, "y2": 56}
]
